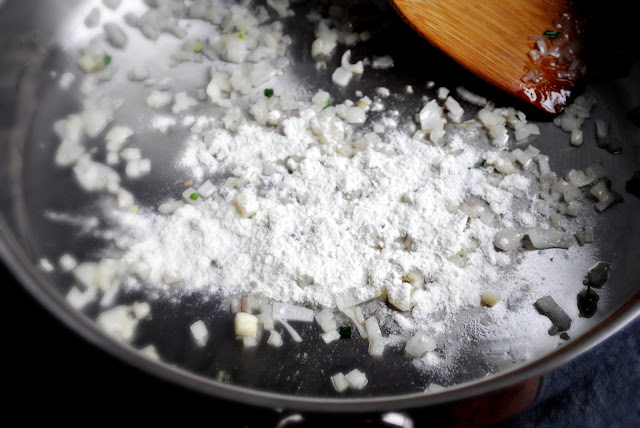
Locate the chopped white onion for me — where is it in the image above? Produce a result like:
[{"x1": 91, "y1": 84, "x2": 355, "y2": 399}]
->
[
  {"x1": 132, "y1": 302, "x2": 151, "y2": 320},
  {"x1": 66, "y1": 285, "x2": 97, "y2": 310},
  {"x1": 368, "y1": 337, "x2": 387, "y2": 357},
  {"x1": 267, "y1": 330, "x2": 284, "y2": 347},
  {"x1": 277, "y1": 318, "x2": 303, "y2": 342},
  {"x1": 404, "y1": 332, "x2": 436, "y2": 358},
  {"x1": 344, "y1": 369, "x2": 368, "y2": 390},
  {"x1": 96, "y1": 305, "x2": 138, "y2": 342},
  {"x1": 235, "y1": 312, "x2": 259, "y2": 338},
  {"x1": 494, "y1": 229, "x2": 522, "y2": 251},
  {"x1": 364, "y1": 316, "x2": 382, "y2": 339},
  {"x1": 331, "y1": 372, "x2": 349, "y2": 393},
  {"x1": 190, "y1": 320, "x2": 209, "y2": 347},
  {"x1": 272, "y1": 302, "x2": 315, "y2": 322},
  {"x1": 456, "y1": 87, "x2": 487, "y2": 106},
  {"x1": 527, "y1": 227, "x2": 573, "y2": 249},
  {"x1": 315, "y1": 308, "x2": 337, "y2": 332},
  {"x1": 322, "y1": 329, "x2": 341, "y2": 344},
  {"x1": 235, "y1": 191, "x2": 260, "y2": 218}
]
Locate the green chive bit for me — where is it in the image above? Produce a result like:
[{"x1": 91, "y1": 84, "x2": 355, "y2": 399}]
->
[
  {"x1": 238, "y1": 33, "x2": 245, "y2": 39},
  {"x1": 264, "y1": 88, "x2": 274, "y2": 98},
  {"x1": 193, "y1": 40, "x2": 203, "y2": 53},
  {"x1": 323, "y1": 98, "x2": 331, "y2": 109},
  {"x1": 543, "y1": 30, "x2": 561, "y2": 39},
  {"x1": 338, "y1": 325, "x2": 353, "y2": 339},
  {"x1": 189, "y1": 192, "x2": 199, "y2": 201},
  {"x1": 103, "y1": 54, "x2": 112, "y2": 66}
]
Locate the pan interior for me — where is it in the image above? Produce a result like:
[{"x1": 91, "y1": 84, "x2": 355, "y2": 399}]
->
[{"x1": 1, "y1": 0, "x2": 638, "y2": 405}]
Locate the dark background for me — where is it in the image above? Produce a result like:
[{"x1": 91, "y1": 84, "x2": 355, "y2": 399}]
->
[{"x1": 5, "y1": 260, "x2": 639, "y2": 427}]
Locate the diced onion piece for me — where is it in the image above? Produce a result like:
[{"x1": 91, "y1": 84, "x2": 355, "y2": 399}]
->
[
  {"x1": 494, "y1": 229, "x2": 522, "y2": 251},
  {"x1": 99, "y1": 284, "x2": 119, "y2": 308},
  {"x1": 140, "y1": 345, "x2": 160, "y2": 361},
  {"x1": 120, "y1": 147, "x2": 141, "y2": 161},
  {"x1": 443, "y1": 96, "x2": 464, "y2": 123},
  {"x1": 570, "y1": 129, "x2": 583, "y2": 146},
  {"x1": 66, "y1": 286, "x2": 97, "y2": 310},
  {"x1": 116, "y1": 187, "x2": 135, "y2": 210},
  {"x1": 566, "y1": 200, "x2": 583, "y2": 217},
  {"x1": 535, "y1": 154, "x2": 551, "y2": 175},
  {"x1": 402, "y1": 268, "x2": 425, "y2": 288},
  {"x1": 197, "y1": 179, "x2": 216, "y2": 198},
  {"x1": 158, "y1": 199, "x2": 182, "y2": 214},
  {"x1": 527, "y1": 227, "x2": 573, "y2": 249},
  {"x1": 331, "y1": 66, "x2": 353, "y2": 87},
  {"x1": 182, "y1": 187, "x2": 203, "y2": 206},
  {"x1": 513, "y1": 122, "x2": 540, "y2": 141},
  {"x1": 96, "y1": 305, "x2": 138, "y2": 342},
  {"x1": 54, "y1": 114, "x2": 86, "y2": 167},
  {"x1": 478, "y1": 108, "x2": 508, "y2": 147},
  {"x1": 272, "y1": 302, "x2": 315, "y2": 322},
  {"x1": 277, "y1": 319, "x2": 303, "y2": 342},
  {"x1": 73, "y1": 156, "x2": 120, "y2": 194},
  {"x1": 220, "y1": 33, "x2": 254, "y2": 64},
  {"x1": 132, "y1": 302, "x2": 151, "y2": 320},
  {"x1": 595, "y1": 119, "x2": 609, "y2": 139},
  {"x1": 345, "y1": 106, "x2": 366, "y2": 124},
  {"x1": 311, "y1": 36, "x2": 337, "y2": 58},
  {"x1": 59, "y1": 254, "x2": 78, "y2": 272},
  {"x1": 589, "y1": 180, "x2": 610, "y2": 201},
  {"x1": 172, "y1": 91, "x2": 199, "y2": 114},
  {"x1": 481, "y1": 291, "x2": 500, "y2": 307},
  {"x1": 418, "y1": 100, "x2": 446, "y2": 143},
  {"x1": 267, "y1": 330, "x2": 284, "y2": 347},
  {"x1": 340, "y1": 50, "x2": 364, "y2": 74},
  {"x1": 492, "y1": 152, "x2": 517, "y2": 174},
  {"x1": 456, "y1": 86, "x2": 487, "y2": 106},
  {"x1": 371, "y1": 55, "x2": 394, "y2": 69},
  {"x1": 105, "y1": 126, "x2": 134, "y2": 152},
  {"x1": 146, "y1": 90, "x2": 173, "y2": 109},
  {"x1": 331, "y1": 372, "x2": 349, "y2": 393},
  {"x1": 242, "y1": 337, "x2": 258, "y2": 347},
  {"x1": 311, "y1": 90, "x2": 331, "y2": 107},
  {"x1": 368, "y1": 337, "x2": 386, "y2": 357},
  {"x1": 386, "y1": 281, "x2": 414, "y2": 311},
  {"x1": 235, "y1": 191, "x2": 260, "y2": 217},
  {"x1": 315, "y1": 309, "x2": 337, "y2": 332},
  {"x1": 190, "y1": 320, "x2": 209, "y2": 347},
  {"x1": 510, "y1": 148, "x2": 533, "y2": 169},
  {"x1": 345, "y1": 369, "x2": 368, "y2": 390},
  {"x1": 125, "y1": 158, "x2": 151, "y2": 179},
  {"x1": 565, "y1": 169, "x2": 593, "y2": 187},
  {"x1": 405, "y1": 332, "x2": 437, "y2": 358},
  {"x1": 437, "y1": 87, "x2": 450, "y2": 100},
  {"x1": 235, "y1": 312, "x2": 258, "y2": 338},
  {"x1": 322, "y1": 329, "x2": 341, "y2": 344},
  {"x1": 364, "y1": 316, "x2": 382, "y2": 339},
  {"x1": 426, "y1": 383, "x2": 447, "y2": 393}
]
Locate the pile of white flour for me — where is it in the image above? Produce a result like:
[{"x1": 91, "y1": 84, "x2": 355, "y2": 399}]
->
[{"x1": 121, "y1": 112, "x2": 516, "y2": 312}]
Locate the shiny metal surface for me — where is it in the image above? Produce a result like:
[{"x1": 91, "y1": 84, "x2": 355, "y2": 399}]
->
[{"x1": 1, "y1": 0, "x2": 639, "y2": 415}]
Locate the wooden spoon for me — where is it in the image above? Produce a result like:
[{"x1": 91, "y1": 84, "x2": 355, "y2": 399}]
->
[{"x1": 388, "y1": 0, "x2": 585, "y2": 114}]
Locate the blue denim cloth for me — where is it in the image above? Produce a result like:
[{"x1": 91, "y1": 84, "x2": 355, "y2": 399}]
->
[{"x1": 499, "y1": 316, "x2": 640, "y2": 427}]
